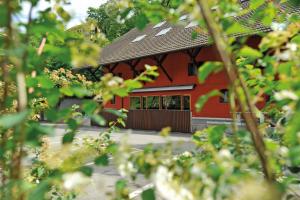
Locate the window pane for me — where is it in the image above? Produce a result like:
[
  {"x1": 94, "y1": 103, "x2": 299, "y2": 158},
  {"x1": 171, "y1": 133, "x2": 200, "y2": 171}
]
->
[
  {"x1": 183, "y1": 96, "x2": 190, "y2": 110},
  {"x1": 147, "y1": 96, "x2": 159, "y2": 109},
  {"x1": 164, "y1": 96, "x2": 181, "y2": 110},
  {"x1": 142, "y1": 97, "x2": 147, "y2": 109},
  {"x1": 220, "y1": 89, "x2": 229, "y2": 103},
  {"x1": 130, "y1": 97, "x2": 141, "y2": 109},
  {"x1": 111, "y1": 96, "x2": 116, "y2": 104},
  {"x1": 188, "y1": 63, "x2": 197, "y2": 76}
]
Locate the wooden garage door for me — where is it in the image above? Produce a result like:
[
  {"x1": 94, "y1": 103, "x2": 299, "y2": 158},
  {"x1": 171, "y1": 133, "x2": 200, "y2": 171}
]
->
[
  {"x1": 100, "y1": 110, "x2": 191, "y2": 133},
  {"x1": 127, "y1": 110, "x2": 191, "y2": 133}
]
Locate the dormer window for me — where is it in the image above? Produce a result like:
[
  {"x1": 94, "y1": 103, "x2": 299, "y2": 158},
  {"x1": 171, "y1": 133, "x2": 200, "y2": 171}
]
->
[
  {"x1": 155, "y1": 27, "x2": 172, "y2": 37},
  {"x1": 185, "y1": 21, "x2": 198, "y2": 29},
  {"x1": 132, "y1": 34, "x2": 147, "y2": 42},
  {"x1": 153, "y1": 21, "x2": 166, "y2": 29},
  {"x1": 179, "y1": 15, "x2": 188, "y2": 21}
]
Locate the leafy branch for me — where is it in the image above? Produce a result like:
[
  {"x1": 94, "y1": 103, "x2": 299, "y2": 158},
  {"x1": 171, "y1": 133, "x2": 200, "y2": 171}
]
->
[{"x1": 196, "y1": 0, "x2": 274, "y2": 181}]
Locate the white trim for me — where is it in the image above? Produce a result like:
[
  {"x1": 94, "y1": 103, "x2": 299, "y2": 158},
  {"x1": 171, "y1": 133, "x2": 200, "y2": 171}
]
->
[
  {"x1": 192, "y1": 117, "x2": 245, "y2": 126},
  {"x1": 206, "y1": 121, "x2": 244, "y2": 126},
  {"x1": 132, "y1": 85, "x2": 194, "y2": 93}
]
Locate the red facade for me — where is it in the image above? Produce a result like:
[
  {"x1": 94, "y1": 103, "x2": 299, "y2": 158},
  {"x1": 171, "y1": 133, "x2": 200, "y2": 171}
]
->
[{"x1": 103, "y1": 36, "x2": 264, "y2": 122}]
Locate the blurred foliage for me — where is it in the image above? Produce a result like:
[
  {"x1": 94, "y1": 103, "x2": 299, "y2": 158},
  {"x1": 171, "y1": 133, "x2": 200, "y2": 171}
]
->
[
  {"x1": 0, "y1": 0, "x2": 158, "y2": 199},
  {"x1": 108, "y1": 0, "x2": 300, "y2": 200},
  {"x1": 1, "y1": 0, "x2": 300, "y2": 200}
]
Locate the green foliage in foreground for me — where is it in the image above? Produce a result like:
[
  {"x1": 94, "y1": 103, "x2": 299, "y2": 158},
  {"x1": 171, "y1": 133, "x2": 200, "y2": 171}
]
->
[{"x1": 1, "y1": 0, "x2": 300, "y2": 200}]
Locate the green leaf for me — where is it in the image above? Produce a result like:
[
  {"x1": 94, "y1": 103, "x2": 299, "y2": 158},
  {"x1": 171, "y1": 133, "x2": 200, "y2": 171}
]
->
[
  {"x1": 135, "y1": 13, "x2": 148, "y2": 30},
  {"x1": 124, "y1": 79, "x2": 143, "y2": 90},
  {"x1": 291, "y1": 35, "x2": 300, "y2": 44},
  {"x1": 67, "y1": 118, "x2": 78, "y2": 130},
  {"x1": 196, "y1": 90, "x2": 220, "y2": 112},
  {"x1": 115, "y1": 179, "x2": 127, "y2": 191},
  {"x1": 105, "y1": 109, "x2": 127, "y2": 119},
  {"x1": 249, "y1": 0, "x2": 265, "y2": 10},
  {"x1": 239, "y1": 46, "x2": 263, "y2": 60},
  {"x1": 208, "y1": 125, "x2": 227, "y2": 147},
  {"x1": 198, "y1": 62, "x2": 223, "y2": 83},
  {"x1": 72, "y1": 86, "x2": 93, "y2": 98},
  {"x1": 94, "y1": 154, "x2": 109, "y2": 166},
  {"x1": 60, "y1": 87, "x2": 74, "y2": 96},
  {"x1": 226, "y1": 22, "x2": 248, "y2": 35},
  {"x1": 79, "y1": 166, "x2": 93, "y2": 177},
  {"x1": 113, "y1": 88, "x2": 130, "y2": 97},
  {"x1": 0, "y1": 5, "x2": 8, "y2": 27},
  {"x1": 142, "y1": 188, "x2": 155, "y2": 200},
  {"x1": 62, "y1": 132, "x2": 75, "y2": 144},
  {"x1": 261, "y1": 4, "x2": 276, "y2": 26},
  {"x1": 278, "y1": 62, "x2": 292, "y2": 76},
  {"x1": 37, "y1": 75, "x2": 55, "y2": 89},
  {"x1": 82, "y1": 100, "x2": 98, "y2": 115},
  {"x1": 28, "y1": 180, "x2": 51, "y2": 200},
  {"x1": 117, "y1": 118, "x2": 126, "y2": 128},
  {"x1": 91, "y1": 114, "x2": 106, "y2": 126},
  {"x1": 289, "y1": 146, "x2": 300, "y2": 166},
  {"x1": 26, "y1": 122, "x2": 54, "y2": 144},
  {"x1": 0, "y1": 110, "x2": 29, "y2": 129},
  {"x1": 107, "y1": 143, "x2": 118, "y2": 154}
]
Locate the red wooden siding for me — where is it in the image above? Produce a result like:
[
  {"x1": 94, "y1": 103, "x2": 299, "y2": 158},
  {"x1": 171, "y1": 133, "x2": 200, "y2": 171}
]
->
[{"x1": 104, "y1": 36, "x2": 265, "y2": 120}]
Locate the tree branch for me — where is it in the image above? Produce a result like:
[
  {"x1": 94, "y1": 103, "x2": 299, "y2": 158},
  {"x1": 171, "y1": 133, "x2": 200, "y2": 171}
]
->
[{"x1": 196, "y1": 0, "x2": 274, "y2": 181}]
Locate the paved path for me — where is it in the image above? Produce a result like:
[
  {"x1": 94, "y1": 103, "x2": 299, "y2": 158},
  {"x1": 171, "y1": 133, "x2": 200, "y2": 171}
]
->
[{"x1": 46, "y1": 124, "x2": 194, "y2": 200}]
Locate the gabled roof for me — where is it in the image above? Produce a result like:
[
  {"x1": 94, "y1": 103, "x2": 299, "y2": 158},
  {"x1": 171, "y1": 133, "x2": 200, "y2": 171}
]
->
[{"x1": 99, "y1": 1, "x2": 300, "y2": 65}]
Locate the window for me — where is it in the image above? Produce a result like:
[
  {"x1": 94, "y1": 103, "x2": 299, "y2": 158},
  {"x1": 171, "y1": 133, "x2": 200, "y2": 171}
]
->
[
  {"x1": 185, "y1": 21, "x2": 198, "y2": 29},
  {"x1": 111, "y1": 96, "x2": 116, "y2": 104},
  {"x1": 155, "y1": 27, "x2": 172, "y2": 36},
  {"x1": 132, "y1": 34, "x2": 147, "y2": 42},
  {"x1": 163, "y1": 96, "x2": 181, "y2": 110},
  {"x1": 183, "y1": 96, "x2": 190, "y2": 110},
  {"x1": 153, "y1": 21, "x2": 166, "y2": 29},
  {"x1": 142, "y1": 97, "x2": 147, "y2": 109},
  {"x1": 147, "y1": 96, "x2": 160, "y2": 109},
  {"x1": 179, "y1": 15, "x2": 188, "y2": 21},
  {"x1": 188, "y1": 63, "x2": 197, "y2": 76},
  {"x1": 220, "y1": 89, "x2": 229, "y2": 103},
  {"x1": 130, "y1": 97, "x2": 141, "y2": 109}
]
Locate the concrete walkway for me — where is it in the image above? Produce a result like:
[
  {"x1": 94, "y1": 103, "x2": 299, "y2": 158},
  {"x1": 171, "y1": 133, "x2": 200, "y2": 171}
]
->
[{"x1": 45, "y1": 124, "x2": 194, "y2": 200}]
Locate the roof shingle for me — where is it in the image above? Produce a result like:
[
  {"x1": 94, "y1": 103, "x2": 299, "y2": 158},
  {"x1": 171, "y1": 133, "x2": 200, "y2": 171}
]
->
[{"x1": 99, "y1": 1, "x2": 300, "y2": 65}]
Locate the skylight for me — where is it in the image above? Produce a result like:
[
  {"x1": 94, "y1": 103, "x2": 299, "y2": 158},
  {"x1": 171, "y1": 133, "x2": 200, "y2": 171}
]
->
[
  {"x1": 179, "y1": 15, "x2": 188, "y2": 21},
  {"x1": 132, "y1": 34, "x2": 147, "y2": 42},
  {"x1": 185, "y1": 21, "x2": 198, "y2": 29},
  {"x1": 155, "y1": 27, "x2": 172, "y2": 36},
  {"x1": 153, "y1": 21, "x2": 166, "y2": 29}
]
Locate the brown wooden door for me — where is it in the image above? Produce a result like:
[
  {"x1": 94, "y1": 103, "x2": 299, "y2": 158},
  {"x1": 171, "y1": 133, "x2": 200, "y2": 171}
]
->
[
  {"x1": 126, "y1": 110, "x2": 191, "y2": 133},
  {"x1": 98, "y1": 110, "x2": 191, "y2": 133}
]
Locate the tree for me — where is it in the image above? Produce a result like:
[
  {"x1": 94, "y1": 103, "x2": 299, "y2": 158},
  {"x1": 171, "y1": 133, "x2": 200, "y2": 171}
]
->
[
  {"x1": 87, "y1": 0, "x2": 178, "y2": 42},
  {"x1": 87, "y1": 0, "x2": 139, "y2": 41}
]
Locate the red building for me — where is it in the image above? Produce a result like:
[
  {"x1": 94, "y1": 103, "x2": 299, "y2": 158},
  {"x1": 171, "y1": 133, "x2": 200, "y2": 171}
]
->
[{"x1": 83, "y1": 1, "x2": 299, "y2": 132}]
